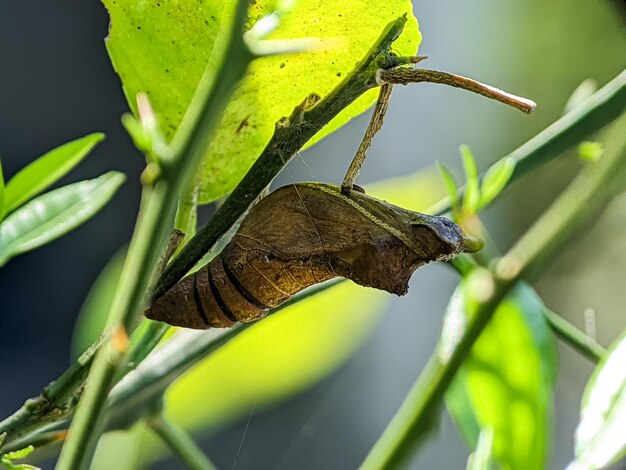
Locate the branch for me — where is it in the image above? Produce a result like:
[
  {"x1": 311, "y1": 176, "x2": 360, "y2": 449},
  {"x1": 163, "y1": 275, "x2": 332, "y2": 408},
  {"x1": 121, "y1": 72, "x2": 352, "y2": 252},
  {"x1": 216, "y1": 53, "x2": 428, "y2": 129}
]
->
[
  {"x1": 148, "y1": 415, "x2": 216, "y2": 470},
  {"x1": 0, "y1": 335, "x2": 104, "y2": 448},
  {"x1": 542, "y1": 308, "x2": 606, "y2": 362},
  {"x1": 379, "y1": 67, "x2": 536, "y2": 114},
  {"x1": 342, "y1": 83, "x2": 394, "y2": 191},
  {"x1": 54, "y1": 2, "x2": 255, "y2": 468},
  {"x1": 361, "y1": 111, "x2": 626, "y2": 469}
]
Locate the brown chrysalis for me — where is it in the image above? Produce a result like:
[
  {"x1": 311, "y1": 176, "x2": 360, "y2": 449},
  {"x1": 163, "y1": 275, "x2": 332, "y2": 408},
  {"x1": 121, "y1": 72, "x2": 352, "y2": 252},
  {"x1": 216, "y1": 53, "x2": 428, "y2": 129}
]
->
[{"x1": 146, "y1": 183, "x2": 481, "y2": 329}]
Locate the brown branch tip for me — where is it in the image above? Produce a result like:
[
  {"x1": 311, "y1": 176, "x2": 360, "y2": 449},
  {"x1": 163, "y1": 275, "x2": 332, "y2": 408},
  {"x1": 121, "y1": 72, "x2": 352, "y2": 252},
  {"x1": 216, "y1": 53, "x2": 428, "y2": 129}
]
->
[{"x1": 379, "y1": 67, "x2": 537, "y2": 114}]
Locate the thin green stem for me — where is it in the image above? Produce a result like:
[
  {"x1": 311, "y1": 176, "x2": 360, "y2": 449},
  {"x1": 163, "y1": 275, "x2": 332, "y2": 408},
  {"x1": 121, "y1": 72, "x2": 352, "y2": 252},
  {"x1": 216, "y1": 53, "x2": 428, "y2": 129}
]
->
[
  {"x1": 57, "y1": 188, "x2": 174, "y2": 469},
  {"x1": 362, "y1": 111, "x2": 626, "y2": 469},
  {"x1": 125, "y1": 322, "x2": 171, "y2": 370},
  {"x1": 542, "y1": 308, "x2": 606, "y2": 362},
  {"x1": 149, "y1": 416, "x2": 216, "y2": 470},
  {"x1": 55, "y1": 2, "x2": 253, "y2": 468}
]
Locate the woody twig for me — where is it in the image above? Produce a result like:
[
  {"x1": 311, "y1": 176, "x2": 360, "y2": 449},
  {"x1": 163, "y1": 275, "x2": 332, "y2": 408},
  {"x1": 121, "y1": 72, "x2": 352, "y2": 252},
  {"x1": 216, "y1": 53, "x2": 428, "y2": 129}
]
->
[
  {"x1": 379, "y1": 65, "x2": 536, "y2": 114},
  {"x1": 342, "y1": 83, "x2": 394, "y2": 193}
]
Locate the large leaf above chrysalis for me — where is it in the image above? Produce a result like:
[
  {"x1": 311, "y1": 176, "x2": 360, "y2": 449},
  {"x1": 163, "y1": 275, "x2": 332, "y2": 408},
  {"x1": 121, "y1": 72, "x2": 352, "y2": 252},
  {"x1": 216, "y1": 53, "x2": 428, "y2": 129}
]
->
[{"x1": 103, "y1": 0, "x2": 420, "y2": 203}]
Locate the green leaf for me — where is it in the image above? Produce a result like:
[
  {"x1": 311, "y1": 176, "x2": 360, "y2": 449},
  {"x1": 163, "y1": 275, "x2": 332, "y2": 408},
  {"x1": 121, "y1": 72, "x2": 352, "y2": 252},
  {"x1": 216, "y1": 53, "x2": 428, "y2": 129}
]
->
[
  {"x1": 103, "y1": 0, "x2": 420, "y2": 203},
  {"x1": 466, "y1": 428, "x2": 494, "y2": 470},
  {"x1": 437, "y1": 161, "x2": 459, "y2": 212},
  {"x1": 0, "y1": 172, "x2": 125, "y2": 267},
  {"x1": 568, "y1": 329, "x2": 626, "y2": 470},
  {"x1": 478, "y1": 156, "x2": 515, "y2": 210},
  {"x1": 3, "y1": 133, "x2": 104, "y2": 215},
  {"x1": 460, "y1": 145, "x2": 480, "y2": 214},
  {"x1": 444, "y1": 282, "x2": 558, "y2": 470}
]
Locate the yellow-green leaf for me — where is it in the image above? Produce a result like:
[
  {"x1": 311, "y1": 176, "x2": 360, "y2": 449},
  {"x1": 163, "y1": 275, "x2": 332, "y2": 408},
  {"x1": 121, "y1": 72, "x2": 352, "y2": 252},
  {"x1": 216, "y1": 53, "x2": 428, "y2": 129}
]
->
[
  {"x1": 165, "y1": 281, "x2": 387, "y2": 430},
  {"x1": 72, "y1": 247, "x2": 127, "y2": 358},
  {"x1": 103, "y1": 0, "x2": 420, "y2": 203}
]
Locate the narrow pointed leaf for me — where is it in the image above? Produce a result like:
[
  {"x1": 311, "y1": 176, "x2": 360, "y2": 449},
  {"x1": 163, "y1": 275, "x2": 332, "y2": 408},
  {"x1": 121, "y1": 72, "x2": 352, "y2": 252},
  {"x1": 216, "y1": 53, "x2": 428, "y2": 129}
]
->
[
  {"x1": 3, "y1": 133, "x2": 105, "y2": 214},
  {"x1": 444, "y1": 283, "x2": 558, "y2": 470},
  {"x1": 478, "y1": 156, "x2": 516, "y2": 210},
  {"x1": 568, "y1": 329, "x2": 626, "y2": 470},
  {"x1": 0, "y1": 172, "x2": 125, "y2": 267},
  {"x1": 437, "y1": 161, "x2": 459, "y2": 212},
  {"x1": 460, "y1": 145, "x2": 480, "y2": 214}
]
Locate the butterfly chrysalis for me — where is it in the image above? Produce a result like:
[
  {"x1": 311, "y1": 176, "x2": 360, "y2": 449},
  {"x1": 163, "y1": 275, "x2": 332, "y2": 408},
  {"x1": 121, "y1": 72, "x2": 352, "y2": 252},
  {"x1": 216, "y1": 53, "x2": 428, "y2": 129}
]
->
[{"x1": 146, "y1": 183, "x2": 481, "y2": 329}]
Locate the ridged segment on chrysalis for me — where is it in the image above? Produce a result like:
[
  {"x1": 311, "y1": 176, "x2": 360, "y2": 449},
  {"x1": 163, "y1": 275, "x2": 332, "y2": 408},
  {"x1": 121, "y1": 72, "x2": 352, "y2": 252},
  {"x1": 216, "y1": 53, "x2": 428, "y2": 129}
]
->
[{"x1": 146, "y1": 183, "x2": 482, "y2": 329}]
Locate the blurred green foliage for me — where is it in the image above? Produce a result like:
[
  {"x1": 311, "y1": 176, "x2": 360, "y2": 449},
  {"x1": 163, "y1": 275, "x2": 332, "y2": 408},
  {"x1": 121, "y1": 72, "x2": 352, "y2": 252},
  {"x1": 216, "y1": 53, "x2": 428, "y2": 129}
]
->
[
  {"x1": 444, "y1": 283, "x2": 558, "y2": 470},
  {"x1": 570, "y1": 330, "x2": 626, "y2": 470}
]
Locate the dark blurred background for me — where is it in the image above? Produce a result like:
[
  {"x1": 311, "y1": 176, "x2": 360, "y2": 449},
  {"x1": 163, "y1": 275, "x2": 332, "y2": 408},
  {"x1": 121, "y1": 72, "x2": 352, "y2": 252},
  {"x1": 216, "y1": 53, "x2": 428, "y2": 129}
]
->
[{"x1": 1, "y1": 1, "x2": 625, "y2": 469}]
